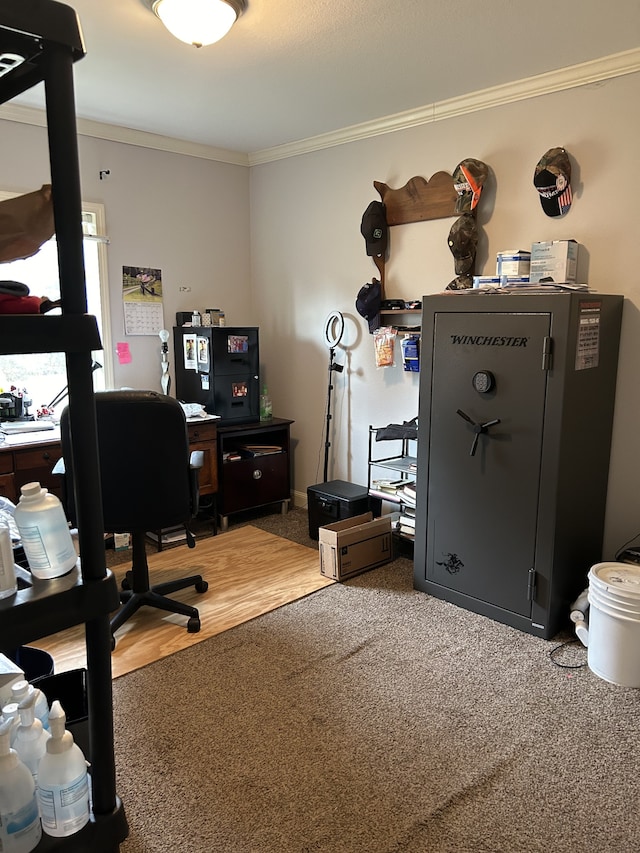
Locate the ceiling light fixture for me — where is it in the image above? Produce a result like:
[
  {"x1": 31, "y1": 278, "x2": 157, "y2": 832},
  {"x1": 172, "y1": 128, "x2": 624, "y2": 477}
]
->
[{"x1": 144, "y1": 0, "x2": 246, "y2": 49}]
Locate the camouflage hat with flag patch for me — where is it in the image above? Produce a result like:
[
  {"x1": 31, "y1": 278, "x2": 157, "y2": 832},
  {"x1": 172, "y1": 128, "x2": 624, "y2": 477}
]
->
[
  {"x1": 452, "y1": 159, "x2": 488, "y2": 213},
  {"x1": 533, "y1": 147, "x2": 572, "y2": 217}
]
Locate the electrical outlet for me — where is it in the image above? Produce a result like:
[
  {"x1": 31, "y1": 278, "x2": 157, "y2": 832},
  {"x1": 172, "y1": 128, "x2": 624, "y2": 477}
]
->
[{"x1": 179, "y1": 286, "x2": 191, "y2": 292}]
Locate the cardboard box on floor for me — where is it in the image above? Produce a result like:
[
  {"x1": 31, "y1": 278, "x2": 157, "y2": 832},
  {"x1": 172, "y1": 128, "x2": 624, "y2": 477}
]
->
[{"x1": 319, "y1": 512, "x2": 392, "y2": 581}]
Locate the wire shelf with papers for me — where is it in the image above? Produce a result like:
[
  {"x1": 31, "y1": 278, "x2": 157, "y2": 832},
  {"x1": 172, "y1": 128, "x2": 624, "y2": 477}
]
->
[{"x1": 367, "y1": 425, "x2": 417, "y2": 543}]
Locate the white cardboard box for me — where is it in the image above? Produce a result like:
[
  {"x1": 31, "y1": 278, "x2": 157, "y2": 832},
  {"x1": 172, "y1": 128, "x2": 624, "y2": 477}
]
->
[
  {"x1": 0, "y1": 653, "x2": 25, "y2": 707},
  {"x1": 496, "y1": 251, "x2": 531, "y2": 277},
  {"x1": 319, "y1": 512, "x2": 392, "y2": 581},
  {"x1": 530, "y1": 240, "x2": 579, "y2": 283}
]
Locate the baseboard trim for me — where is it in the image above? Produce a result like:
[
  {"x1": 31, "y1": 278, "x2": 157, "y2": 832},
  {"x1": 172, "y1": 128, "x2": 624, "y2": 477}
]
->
[{"x1": 292, "y1": 489, "x2": 308, "y2": 509}]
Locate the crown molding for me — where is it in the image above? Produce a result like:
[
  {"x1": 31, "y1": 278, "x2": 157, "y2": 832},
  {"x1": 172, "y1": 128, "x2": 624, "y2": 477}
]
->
[
  {"x1": 0, "y1": 48, "x2": 637, "y2": 168},
  {"x1": 248, "y1": 48, "x2": 640, "y2": 165},
  {"x1": 0, "y1": 103, "x2": 250, "y2": 167}
]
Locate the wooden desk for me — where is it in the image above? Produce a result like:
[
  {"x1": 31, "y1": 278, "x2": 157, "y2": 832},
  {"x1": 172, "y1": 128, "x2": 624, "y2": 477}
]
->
[
  {"x1": 0, "y1": 420, "x2": 218, "y2": 507},
  {"x1": 0, "y1": 427, "x2": 63, "y2": 503},
  {"x1": 186, "y1": 419, "x2": 218, "y2": 500}
]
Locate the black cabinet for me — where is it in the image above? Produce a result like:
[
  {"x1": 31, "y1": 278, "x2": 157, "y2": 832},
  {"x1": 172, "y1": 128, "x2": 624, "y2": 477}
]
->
[
  {"x1": 414, "y1": 292, "x2": 623, "y2": 639},
  {"x1": 217, "y1": 418, "x2": 293, "y2": 530},
  {"x1": 174, "y1": 326, "x2": 259, "y2": 423},
  {"x1": 0, "y1": 2, "x2": 127, "y2": 848}
]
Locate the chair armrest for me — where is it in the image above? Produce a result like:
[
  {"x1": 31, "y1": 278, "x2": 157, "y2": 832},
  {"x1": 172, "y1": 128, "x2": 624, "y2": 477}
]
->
[
  {"x1": 188, "y1": 451, "x2": 203, "y2": 517},
  {"x1": 51, "y1": 457, "x2": 73, "y2": 523},
  {"x1": 189, "y1": 450, "x2": 204, "y2": 470}
]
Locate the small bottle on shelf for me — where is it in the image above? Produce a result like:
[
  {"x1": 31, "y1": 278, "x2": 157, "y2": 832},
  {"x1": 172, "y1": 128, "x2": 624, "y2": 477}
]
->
[
  {"x1": 0, "y1": 717, "x2": 42, "y2": 853},
  {"x1": 13, "y1": 694, "x2": 50, "y2": 785},
  {"x1": 0, "y1": 703, "x2": 20, "y2": 747},
  {"x1": 260, "y1": 385, "x2": 272, "y2": 421},
  {"x1": 0, "y1": 521, "x2": 17, "y2": 599},
  {"x1": 11, "y1": 681, "x2": 50, "y2": 732},
  {"x1": 37, "y1": 700, "x2": 90, "y2": 838}
]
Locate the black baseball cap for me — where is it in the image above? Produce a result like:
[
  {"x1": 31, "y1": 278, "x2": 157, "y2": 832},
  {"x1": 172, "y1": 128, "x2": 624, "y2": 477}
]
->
[
  {"x1": 533, "y1": 148, "x2": 572, "y2": 217},
  {"x1": 355, "y1": 278, "x2": 382, "y2": 333},
  {"x1": 360, "y1": 201, "x2": 388, "y2": 257}
]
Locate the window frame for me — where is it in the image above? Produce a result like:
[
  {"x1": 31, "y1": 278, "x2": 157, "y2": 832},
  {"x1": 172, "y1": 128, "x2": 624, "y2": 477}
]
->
[{"x1": 0, "y1": 190, "x2": 113, "y2": 388}]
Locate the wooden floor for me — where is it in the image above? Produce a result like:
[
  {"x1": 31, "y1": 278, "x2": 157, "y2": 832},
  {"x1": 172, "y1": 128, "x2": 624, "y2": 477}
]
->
[{"x1": 37, "y1": 526, "x2": 333, "y2": 679}]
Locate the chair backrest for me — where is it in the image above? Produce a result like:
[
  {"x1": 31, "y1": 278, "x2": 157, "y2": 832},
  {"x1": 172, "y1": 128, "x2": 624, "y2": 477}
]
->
[{"x1": 60, "y1": 390, "x2": 194, "y2": 533}]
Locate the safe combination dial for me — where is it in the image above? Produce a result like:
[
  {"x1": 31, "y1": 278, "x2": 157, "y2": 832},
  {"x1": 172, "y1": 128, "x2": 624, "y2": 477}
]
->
[{"x1": 472, "y1": 370, "x2": 495, "y2": 394}]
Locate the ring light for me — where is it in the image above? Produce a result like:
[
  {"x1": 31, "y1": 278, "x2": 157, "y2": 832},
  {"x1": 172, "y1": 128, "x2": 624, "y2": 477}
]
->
[{"x1": 324, "y1": 311, "x2": 344, "y2": 349}]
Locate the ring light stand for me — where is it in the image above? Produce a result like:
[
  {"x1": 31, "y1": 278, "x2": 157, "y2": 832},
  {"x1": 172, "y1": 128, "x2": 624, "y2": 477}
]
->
[{"x1": 322, "y1": 311, "x2": 344, "y2": 483}]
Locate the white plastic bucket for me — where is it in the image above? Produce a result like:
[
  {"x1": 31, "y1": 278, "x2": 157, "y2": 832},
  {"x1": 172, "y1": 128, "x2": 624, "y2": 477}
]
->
[{"x1": 587, "y1": 562, "x2": 640, "y2": 687}]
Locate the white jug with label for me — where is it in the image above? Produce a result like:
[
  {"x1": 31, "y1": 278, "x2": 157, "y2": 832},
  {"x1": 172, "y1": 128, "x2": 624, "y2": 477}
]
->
[{"x1": 13, "y1": 482, "x2": 77, "y2": 579}]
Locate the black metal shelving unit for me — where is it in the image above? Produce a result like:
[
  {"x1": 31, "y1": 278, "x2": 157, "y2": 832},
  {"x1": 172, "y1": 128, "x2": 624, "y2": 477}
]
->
[
  {"x1": 367, "y1": 425, "x2": 417, "y2": 545},
  {"x1": 0, "y1": 1, "x2": 128, "y2": 849}
]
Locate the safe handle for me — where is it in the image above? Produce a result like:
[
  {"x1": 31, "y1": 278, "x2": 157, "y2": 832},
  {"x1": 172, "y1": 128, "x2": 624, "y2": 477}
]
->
[{"x1": 456, "y1": 409, "x2": 501, "y2": 456}]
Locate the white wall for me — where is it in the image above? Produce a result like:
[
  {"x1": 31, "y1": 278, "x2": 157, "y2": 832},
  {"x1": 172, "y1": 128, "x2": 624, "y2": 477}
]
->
[
  {"x1": 0, "y1": 120, "x2": 251, "y2": 391},
  {"x1": 250, "y1": 72, "x2": 640, "y2": 559},
  {"x1": 3, "y1": 69, "x2": 638, "y2": 559}
]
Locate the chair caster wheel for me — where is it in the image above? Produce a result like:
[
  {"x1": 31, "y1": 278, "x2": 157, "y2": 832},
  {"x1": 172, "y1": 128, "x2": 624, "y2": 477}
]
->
[
  {"x1": 121, "y1": 572, "x2": 132, "y2": 591},
  {"x1": 195, "y1": 580, "x2": 208, "y2": 594},
  {"x1": 111, "y1": 635, "x2": 116, "y2": 651},
  {"x1": 187, "y1": 617, "x2": 201, "y2": 633}
]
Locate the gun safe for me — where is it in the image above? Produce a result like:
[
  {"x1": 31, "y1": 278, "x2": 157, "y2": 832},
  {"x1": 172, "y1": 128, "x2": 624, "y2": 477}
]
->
[{"x1": 413, "y1": 292, "x2": 623, "y2": 638}]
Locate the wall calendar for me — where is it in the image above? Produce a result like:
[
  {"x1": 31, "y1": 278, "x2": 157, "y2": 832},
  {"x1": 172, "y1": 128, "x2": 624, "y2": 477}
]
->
[{"x1": 122, "y1": 265, "x2": 165, "y2": 336}]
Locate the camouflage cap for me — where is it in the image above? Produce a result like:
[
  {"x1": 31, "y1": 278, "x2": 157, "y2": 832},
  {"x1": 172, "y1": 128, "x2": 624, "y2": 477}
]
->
[
  {"x1": 447, "y1": 213, "x2": 478, "y2": 275},
  {"x1": 453, "y1": 159, "x2": 488, "y2": 213},
  {"x1": 533, "y1": 147, "x2": 572, "y2": 217},
  {"x1": 446, "y1": 274, "x2": 474, "y2": 291},
  {"x1": 360, "y1": 201, "x2": 388, "y2": 257}
]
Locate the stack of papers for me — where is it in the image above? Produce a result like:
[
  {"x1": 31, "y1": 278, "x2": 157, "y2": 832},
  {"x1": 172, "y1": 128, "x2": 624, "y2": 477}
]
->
[
  {"x1": 398, "y1": 506, "x2": 416, "y2": 539},
  {"x1": 179, "y1": 402, "x2": 220, "y2": 421},
  {"x1": 238, "y1": 444, "x2": 282, "y2": 457},
  {"x1": 1, "y1": 420, "x2": 55, "y2": 434},
  {"x1": 398, "y1": 483, "x2": 417, "y2": 506},
  {"x1": 468, "y1": 282, "x2": 589, "y2": 294},
  {"x1": 147, "y1": 526, "x2": 187, "y2": 545},
  {"x1": 369, "y1": 478, "x2": 415, "y2": 504}
]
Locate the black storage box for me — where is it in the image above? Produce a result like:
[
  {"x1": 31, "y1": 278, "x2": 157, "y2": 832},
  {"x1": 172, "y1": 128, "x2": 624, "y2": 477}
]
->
[
  {"x1": 307, "y1": 480, "x2": 379, "y2": 540},
  {"x1": 176, "y1": 311, "x2": 195, "y2": 326}
]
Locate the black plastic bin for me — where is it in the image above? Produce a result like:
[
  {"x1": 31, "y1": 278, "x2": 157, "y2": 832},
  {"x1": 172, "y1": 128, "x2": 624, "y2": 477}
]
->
[
  {"x1": 6, "y1": 646, "x2": 54, "y2": 681},
  {"x1": 33, "y1": 668, "x2": 90, "y2": 760},
  {"x1": 307, "y1": 480, "x2": 380, "y2": 540}
]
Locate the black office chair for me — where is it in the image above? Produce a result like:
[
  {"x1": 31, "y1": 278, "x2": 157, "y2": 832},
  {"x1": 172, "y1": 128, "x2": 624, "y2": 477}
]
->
[{"x1": 59, "y1": 390, "x2": 208, "y2": 648}]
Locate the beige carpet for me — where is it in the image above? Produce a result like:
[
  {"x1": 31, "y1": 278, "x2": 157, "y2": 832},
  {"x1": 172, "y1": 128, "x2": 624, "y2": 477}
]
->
[
  {"x1": 114, "y1": 555, "x2": 640, "y2": 853},
  {"x1": 38, "y1": 525, "x2": 333, "y2": 679}
]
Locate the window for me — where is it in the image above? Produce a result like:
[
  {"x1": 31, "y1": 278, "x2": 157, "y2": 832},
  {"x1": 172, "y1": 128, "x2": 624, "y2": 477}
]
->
[{"x1": 0, "y1": 194, "x2": 111, "y2": 416}]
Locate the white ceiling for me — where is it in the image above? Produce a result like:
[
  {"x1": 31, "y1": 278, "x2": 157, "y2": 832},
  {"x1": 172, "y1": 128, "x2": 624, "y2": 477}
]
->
[{"x1": 12, "y1": 0, "x2": 640, "y2": 156}]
